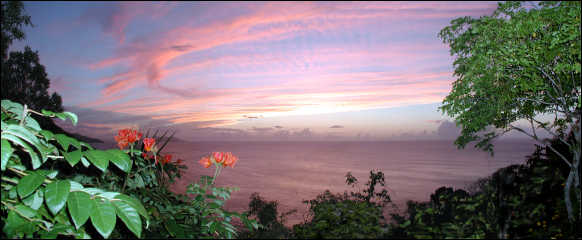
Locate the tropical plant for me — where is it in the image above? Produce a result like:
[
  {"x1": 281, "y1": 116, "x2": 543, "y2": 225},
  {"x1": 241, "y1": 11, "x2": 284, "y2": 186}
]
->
[{"x1": 1, "y1": 100, "x2": 148, "y2": 239}]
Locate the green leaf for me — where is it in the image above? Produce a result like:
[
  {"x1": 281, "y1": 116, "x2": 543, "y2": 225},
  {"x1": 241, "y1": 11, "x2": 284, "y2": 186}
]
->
[
  {"x1": 135, "y1": 175, "x2": 145, "y2": 188},
  {"x1": 55, "y1": 134, "x2": 80, "y2": 151},
  {"x1": 15, "y1": 204, "x2": 38, "y2": 218},
  {"x1": 17, "y1": 172, "x2": 45, "y2": 198},
  {"x1": 62, "y1": 150, "x2": 82, "y2": 167},
  {"x1": 22, "y1": 189, "x2": 44, "y2": 210},
  {"x1": 3, "y1": 209, "x2": 34, "y2": 238},
  {"x1": 83, "y1": 150, "x2": 110, "y2": 172},
  {"x1": 80, "y1": 141, "x2": 94, "y2": 150},
  {"x1": 107, "y1": 149, "x2": 132, "y2": 173},
  {"x1": 2, "y1": 100, "x2": 24, "y2": 115},
  {"x1": 90, "y1": 198, "x2": 117, "y2": 238},
  {"x1": 45, "y1": 180, "x2": 71, "y2": 215},
  {"x1": 24, "y1": 117, "x2": 41, "y2": 131},
  {"x1": 1, "y1": 133, "x2": 42, "y2": 169},
  {"x1": 62, "y1": 112, "x2": 78, "y2": 126},
  {"x1": 38, "y1": 130, "x2": 54, "y2": 140},
  {"x1": 1, "y1": 139, "x2": 13, "y2": 171},
  {"x1": 113, "y1": 199, "x2": 142, "y2": 238},
  {"x1": 67, "y1": 191, "x2": 94, "y2": 229},
  {"x1": 68, "y1": 180, "x2": 84, "y2": 191},
  {"x1": 2, "y1": 124, "x2": 42, "y2": 148},
  {"x1": 113, "y1": 194, "x2": 150, "y2": 223}
]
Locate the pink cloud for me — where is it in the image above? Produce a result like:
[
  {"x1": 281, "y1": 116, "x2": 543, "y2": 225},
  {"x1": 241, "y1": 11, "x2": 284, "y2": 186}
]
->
[
  {"x1": 89, "y1": 2, "x2": 467, "y2": 99},
  {"x1": 73, "y1": 2, "x2": 496, "y2": 131}
]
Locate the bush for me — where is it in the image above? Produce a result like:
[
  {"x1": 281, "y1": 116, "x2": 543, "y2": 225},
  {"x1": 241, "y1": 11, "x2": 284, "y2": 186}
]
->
[
  {"x1": 240, "y1": 192, "x2": 296, "y2": 239},
  {"x1": 292, "y1": 170, "x2": 391, "y2": 239},
  {"x1": 1, "y1": 100, "x2": 148, "y2": 238}
]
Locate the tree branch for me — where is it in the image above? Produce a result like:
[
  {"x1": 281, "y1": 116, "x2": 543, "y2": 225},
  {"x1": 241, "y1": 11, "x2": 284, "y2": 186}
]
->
[{"x1": 509, "y1": 124, "x2": 571, "y2": 167}]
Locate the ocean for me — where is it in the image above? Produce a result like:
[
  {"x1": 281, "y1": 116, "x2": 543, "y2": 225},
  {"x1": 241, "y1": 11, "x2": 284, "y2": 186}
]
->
[{"x1": 149, "y1": 140, "x2": 537, "y2": 226}]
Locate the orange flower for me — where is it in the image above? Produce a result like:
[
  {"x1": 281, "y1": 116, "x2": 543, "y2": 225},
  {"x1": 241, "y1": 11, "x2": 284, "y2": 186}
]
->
[
  {"x1": 199, "y1": 156, "x2": 211, "y2": 168},
  {"x1": 126, "y1": 129, "x2": 142, "y2": 143},
  {"x1": 116, "y1": 139, "x2": 129, "y2": 150},
  {"x1": 143, "y1": 138, "x2": 155, "y2": 152},
  {"x1": 114, "y1": 128, "x2": 142, "y2": 149},
  {"x1": 223, "y1": 153, "x2": 238, "y2": 168}
]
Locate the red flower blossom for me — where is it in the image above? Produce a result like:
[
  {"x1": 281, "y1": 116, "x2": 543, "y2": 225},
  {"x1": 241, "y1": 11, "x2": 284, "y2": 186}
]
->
[
  {"x1": 199, "y1": 156, "x2": 211, "y2": 168},
  {"x1": 205, "y1": 152, "x2": 238, "y2": 168},
  {"x1": 143, "y1": 138, "x2": 155, "y2": 152},
  {"x1": 141, "y1": 152, "x2": 150, "y2": 160},
  {"x1": 213, "y1": 152, "x2": 224, "y2": 163},
  {"x1": 162, "y1": 154, "x2": 172, "y2": 165},
  {"x1": 114, "y1": 128, "x2": 142, "y2": 149},
  {"x1": 222, "y1": 152, "x2": 238, "y2": 168}
]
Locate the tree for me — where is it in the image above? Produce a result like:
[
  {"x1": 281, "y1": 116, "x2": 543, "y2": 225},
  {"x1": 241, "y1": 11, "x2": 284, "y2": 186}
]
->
[
  {"x1": 438, "y1": 1, "x2": 580, "y2": 221},
  {"x1": 2, "y1": 47, "x2": 63, "y2": 113},
  {"x1": 1, "y1": 1, "x2": 64, "y2": 133},
  {"x1": 1, "y1": 1, "x2": 31, "y2": 60}
]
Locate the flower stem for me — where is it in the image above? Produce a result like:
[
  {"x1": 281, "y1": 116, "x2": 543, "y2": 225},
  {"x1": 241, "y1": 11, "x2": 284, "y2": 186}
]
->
[
  {"x1": 121, "y1": 144, "x2": 135, "y2": 192},
  {"x1": 211, "y1": 165, "x2": 222, "y2": 186}
]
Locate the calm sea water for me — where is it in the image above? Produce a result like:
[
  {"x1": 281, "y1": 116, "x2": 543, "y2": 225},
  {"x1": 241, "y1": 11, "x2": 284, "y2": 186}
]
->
[{"x1": 147, "y1": 140, "x2": 536, "y2": 226}]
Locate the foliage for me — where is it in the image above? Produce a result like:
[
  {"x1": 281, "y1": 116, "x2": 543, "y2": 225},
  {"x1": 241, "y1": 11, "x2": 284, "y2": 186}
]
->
[
  {"x1": 387, "y1": 136, "x2": 581, "y2": 239},
  {"x1": 292, "y1": 170, "x2": 392, "y2": 239},
  {"x1": 2, "y1": 47, "x2": 63, "y2": 114},
  {"x1": 1, "y1": 100, "x2": 148, "y2": 239},
  {"x1": 65, "y1": 127, "x2": 256, "y2": 239},
  {"x1": 438, "y1": 0, "x2": 581, "y2": 222},
  {"x1": 239, "y1": 192, "x2": 296, "y2": 239},
  {"x1": 1, "y1": 1, "x2": 31, "y2": 60},
  {"x1": 1, "y1": 1, "x2": 66, "y2": 142}
]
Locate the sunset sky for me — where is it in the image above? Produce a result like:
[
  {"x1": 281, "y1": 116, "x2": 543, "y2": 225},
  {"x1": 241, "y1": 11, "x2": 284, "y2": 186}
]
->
[{"x1": 11, "y1": 1, "x2": 511, "y2": 141}]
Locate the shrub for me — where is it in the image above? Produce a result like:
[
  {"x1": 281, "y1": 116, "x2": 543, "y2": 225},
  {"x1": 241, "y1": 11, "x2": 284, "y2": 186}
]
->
[
  {"x1": 1, "y1": 100, "x2": 148, "y2": 239},
  {"x1": 292, "y1": 170, "x2": 391, "y2": 239}
]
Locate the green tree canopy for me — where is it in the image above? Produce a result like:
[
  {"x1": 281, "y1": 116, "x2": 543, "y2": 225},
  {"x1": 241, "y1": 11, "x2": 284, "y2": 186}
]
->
[{"x1": 438, "y1": 1, "x2": 580, "y2": 221}]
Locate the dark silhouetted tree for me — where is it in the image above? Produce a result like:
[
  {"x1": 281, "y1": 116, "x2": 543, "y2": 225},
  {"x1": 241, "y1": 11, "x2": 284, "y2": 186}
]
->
[{"x1": 1, "y1": 1, "x2": 64, "y2": 131}]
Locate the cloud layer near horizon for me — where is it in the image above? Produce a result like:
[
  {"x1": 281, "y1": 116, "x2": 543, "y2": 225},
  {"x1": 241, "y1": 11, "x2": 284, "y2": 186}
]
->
[{"x1": 17, "y1": 1, "x2": 501, "y2": 140}]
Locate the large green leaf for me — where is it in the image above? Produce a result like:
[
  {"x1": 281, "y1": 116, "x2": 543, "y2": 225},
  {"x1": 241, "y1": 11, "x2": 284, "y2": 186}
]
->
[
  {"x1": 22, "y1": 189, "x2": 44, "y2": 210},
  {"x1": 24, "y1": 117, "x2": 41, "y2": 131},
  {"x1": 113, "y1": 200, "x2": 142, "y2": 238},
  {"x1": 83, "y1": 150, "x2": 110, "y2": 172},
  {"x1": 1, "y1": 100, "x2": 24, "y2": 115},
  {"x1": 2, "y1": 124, "x2": 42, "y2": 148},
  {"x1": 62, "y1": 149, "x2": 82, "y2": 167},
  {"x1": 1, "y1": 139, "x2": 13, "y2": 171},
  {"x1": 55, "y1": 134, "x2": 80, "y2": 151},
  {"x1": 107, "y1": 149, "x2": 132, "y2": 173},
  {"x1": 90, "y1": 198, "x2": 117, "y2": 238},
  {"x1": 45, "y1": 180, "x2": 71, "y2": 215},
  {"x1": 2, "y1": 210, "x2": 34, "y2": 238},
  {"x1": 17, "y1": 172, "x2": 45, "y2": 198},
  {"x1": 67, "y1": 191, "x2": 94, "y2": 229},
  {"x1": 1, "y1": 133, "x2": 42, "y2": 169},
  {"x1": 114, "y1": 194, "x2": 149, "y2": 223}
]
